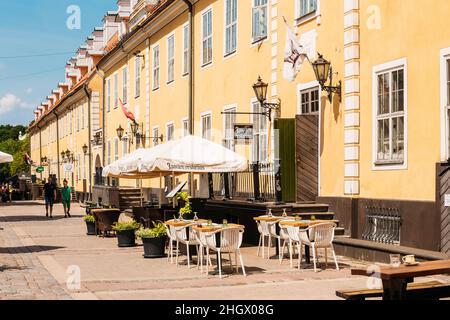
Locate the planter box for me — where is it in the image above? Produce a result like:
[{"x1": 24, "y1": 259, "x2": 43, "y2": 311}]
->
[
  {"x1": 117, "y1": 229, "x2": 137, "y2": 247},
  {"x1": 85, "y1": 221, "x2": 96, "y2": 235},
  {"x1": 142, "y1": 237, "x2": 167, "y2": 258}
]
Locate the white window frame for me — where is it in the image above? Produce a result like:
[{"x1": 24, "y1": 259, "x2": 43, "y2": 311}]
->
[
  {"x1": 166, "y1": 121, "x2": 175, "y2": 141},
  {"x1": 152, "y1": 126, "x2": 160, "y2": 146},
  {"x1": 224, "y1": 0, "x2": 238, "y2": 57},
  {"x1": 135, "y1": 55, "x2": 141, "y2": 98},
  {"x1": 201, "y1": 7, "x2": 213, "y2": 67},
  {"x1": 440, "y1": 47, "x2": 450, "y2": 161},
  {"x1": 152, "y1": 44, "x2": 160, "y2": 90},
  {"x1": 223, "y1": 104, "x2": 237, "y2": 151},
  {"x1": 122, "y1": 135, "x2": 129, "y2": 156},
  {"x1": 122, "y1": 67, "x2": 128, "y2": 105},
  {"x1": 251, "y1": 98, "x2": 268, "y2": 163},
  {"x1": 251, "y1": 0, "x2": 268, "y2": 44},
  {"x1": 182, "y1": 117, "x2": 189, "y2": 136},
  {"x1": 182, "y1": 23, "x2": 190, "y2": 76},
  {"x1": 107, "y1": 140, "x2": 111, "y2": 165},
  {"x1": 113, "y1": 72, "x2": 119, "y2": 108},
  {"x1": 372, "y1": 58, "x2": 408, "y2": 171},
  {"x1": 167, "y1": 33, "x2": 175, "y2": 84},
  {"x1": 299, "y1": 84, "x2": 320, "y2": 115},
  {"x1": 201, "y1": 111, "x2": 212, "y2": 140},
  {"x1": 114, "y1": 138, "x2": 119, "y2": 161}
]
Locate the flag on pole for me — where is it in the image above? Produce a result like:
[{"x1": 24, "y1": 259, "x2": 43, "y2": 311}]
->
[
  {"x1": 282, "y1": 20, "x2": 307, "y2": 82},
  {"x1": 119, "y1": 98, "x2": 136, "y2": 123},
  {"x1": 24, "y1": 153, "x2": 32, "y2": 165}
]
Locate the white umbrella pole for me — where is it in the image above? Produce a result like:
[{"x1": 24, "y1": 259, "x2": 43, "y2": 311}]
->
[
  {"x1": 159, "y1": 172, "x2": 162, "y2": 209},
  {"x1": 172, "y1": 171, "x2": 176, "y2": 209},
  {"x1": 140, "y1": 179, "x2": 143, "y2": 207}
]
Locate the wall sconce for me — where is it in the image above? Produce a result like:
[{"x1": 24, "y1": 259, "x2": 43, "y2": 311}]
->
[{"x1": 311, "y1": 53, "x2": 342, "y2": 103}]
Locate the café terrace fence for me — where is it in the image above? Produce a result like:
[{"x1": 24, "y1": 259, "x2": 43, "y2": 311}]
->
[
  {"x1": 361, "y1": 206, "x2": 402, "y2": 245},
  {"x1": 211, "y1": 162, "x2": 279, "y2": 202}
]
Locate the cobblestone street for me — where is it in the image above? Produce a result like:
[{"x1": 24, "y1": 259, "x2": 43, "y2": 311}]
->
[{"x1": 1, "y1": 201, "x2": 448, "y2": 300}]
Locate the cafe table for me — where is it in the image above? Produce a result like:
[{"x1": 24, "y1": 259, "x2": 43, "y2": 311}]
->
[
  {"x1": 351, "y1": 259, "x2": 450, "y2": 300},
  {"x1": 278, "y1": 219, "x2": 339, "y2": 264},
  {"x1": 164, "y1": 219, "x2": 208, "y2": 262},
  {"x1": 193, "y1": 223, "x2": 245, "y2": 275}
]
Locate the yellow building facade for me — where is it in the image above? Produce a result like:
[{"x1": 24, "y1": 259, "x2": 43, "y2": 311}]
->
[{"x1": 29, "y1": 0, "x2": 450, "y2": 253}]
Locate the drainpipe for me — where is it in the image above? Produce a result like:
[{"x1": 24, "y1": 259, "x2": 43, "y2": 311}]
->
[
  {"x1": 36, "y1": 124, "x2": 43, "y2": 180},
  {"x1": 83, "y1": 84, "x2": 93, "y2": 201},
  {"x1": 52, "y1": 110, "x2": 61, "y2": 184},
  {"x1": 182, "y1": 0, "x2": 195, "y2": 195}
]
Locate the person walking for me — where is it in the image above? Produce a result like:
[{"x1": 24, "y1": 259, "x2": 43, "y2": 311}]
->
[
  {"x1": 43, "y1": 179, "x2": 56, "y2": 218},
  {"x1": 8, "y1": 183, "x2": 13, "y2": 203},
  {"x1": 60, "y1": 179, "x2": 72, "y2": 218}
]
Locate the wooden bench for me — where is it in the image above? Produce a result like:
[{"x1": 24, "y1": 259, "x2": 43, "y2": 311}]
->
[{"x1": 336, "y1": 281, "x2": 450, "y2": 300}]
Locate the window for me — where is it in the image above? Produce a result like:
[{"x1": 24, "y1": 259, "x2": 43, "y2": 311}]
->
[
  {"x1": 252, "y1": 0, "x2": 268, "y2": 42},
  {"x1": 183, "y1": 119, "x2": 189, "y2": 136},
  {"x1": 166, "y1": 123, "x2": 174, "y2": 141},
  {"x1": 167, "y1": 35, "x2": 175, "y2": 83},
  {"x1": 122, "y1": 67, "x2": 128, "y2": 105},
  {"x1": 153, "y1": 127, "x2": 159, "y2": 146},
  {"x1": 153, "y1": 46, "x2": 160, "y2": 90},
  {"x1": 223, "y1": 106, "x2": 236, "y2": 151},
  {"x1": 300, "y1": 88, "x2": 320, "y2": 114},
  {"x1": 107, "y1": 140, "x2": 111, "y2": 165},
  {"x1": 374, "y1": 64, "x2": 406, "y2": 165},
  {"x1": 252, "y1": 101, "x2": 268, "y2": 163},
  {"x1": 298, "y1": 0, "x2": 317, "y2": 18},
  {"x1": 123, "y1": 136, "x2": 128, "y2": 156},
  {"x1": 202, "y1": 9, "x2": 213, "y2": 66},
  {"x1": 201, "y1": 113, "x2": 212, "y2": 140},
  {"x1": 225, "y1": 0, "x2": 237, "y2": 56},
  {"x1": 135, "y1": 56, "x2": 141, "y2": 98},
  {"x1": 106, "y1": 79, "x2": 111, "y2": 112},
  {"x1": 81, "y1": 103, "x2": 85, "y2": 129},
  {"x1": 114, "y1": 138, "x2": 119, "y2": 161},
  {"x1": 183, "y1": 25, "x2": 190, "y2": 75},
  {"x1": 114, "y1": 73, "x2": 118, "y2": 108}
]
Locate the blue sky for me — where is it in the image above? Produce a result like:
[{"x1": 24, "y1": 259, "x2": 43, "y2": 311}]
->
[{"x1": 0, "y1": 0, "x2": 116, "y2": 126}]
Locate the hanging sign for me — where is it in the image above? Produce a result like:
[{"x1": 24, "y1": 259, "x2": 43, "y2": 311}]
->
[
  {"x1": 36, "y1": 166, "x2": 45, "y2": 173},
  {"x1": 234, "y1": 124, "x2": 253, "y2": 143},
  {"x1": 64, "y1": 163, "x2": 74, "y2": 173}
]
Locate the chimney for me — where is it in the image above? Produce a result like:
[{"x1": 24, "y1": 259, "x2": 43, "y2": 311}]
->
[
  {"x1": 76, "y1": 45, "x2": 90, "y2": 77},
  {"x1": 52, "y1": 89, "x2": 62, "y2": 101},
  {"x1": 58, "y1": 82, "x2": 70, "y2": 95},
  {"x1": 103, "y1": 11, "x2": 120, "y2": 49}
]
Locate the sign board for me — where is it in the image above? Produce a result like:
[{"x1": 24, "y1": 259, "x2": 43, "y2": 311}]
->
[
  {"x1": 36, "y1": 167, "x2": 44, "y2": 173},
  {"x1": 445, "y1": 194, "x2": 450, "y2": 207},
  {"x1": 64, "y1": 163, "x2": 74, "y2": 173},
  {"x1": 234, "y1": 124, "x2": 253, "y2": 143}
]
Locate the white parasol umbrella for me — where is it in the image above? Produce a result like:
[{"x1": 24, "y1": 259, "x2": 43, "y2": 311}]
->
[{"x1": 0, "y1": 151, "x2": 13, "y2": 164}]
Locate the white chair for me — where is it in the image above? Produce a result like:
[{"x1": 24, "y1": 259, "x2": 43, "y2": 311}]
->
[
  {"x1": 285, "y1": 225, "x2": 303, "y2": 269},
  {"x1": 193, "y1": 229, "x2": 213, "y2": 274},
  {"x1": 165, "y1": 223, "x2": 177, "y2": 264},
  {"x1": 204, "y1": 227, "x2": 246, "y2": 279},
  {"x1": 256, "y1": 220, "x2": 273, "y2": 259},
  {"x1": 278, "y1": 223, "x2": 293, "y2": 264},
  {"x1": 175, "y1": 224, "x2": 200, "y2": 269},
  {"x1": 299, "y1": 222, "x2": 339, "y2": 272}
]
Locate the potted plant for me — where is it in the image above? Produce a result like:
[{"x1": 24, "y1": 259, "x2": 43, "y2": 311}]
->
[
  {"x1": 136, "y1": 221, "x2": 167, "y2": 258},
  {"x1": 83, "y1": 215, "x2": 96, "y2": 235},
  {"x1": 177, "y1": 191, "x2": 192, "y2": 219},
  {"x1": 112, "y1": 220, "x2": 140, "y2": 247}
]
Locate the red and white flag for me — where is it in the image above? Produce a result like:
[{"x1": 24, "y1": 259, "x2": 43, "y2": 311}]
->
[
  {"x1": 283, "y1": 21, "x2": 307, "y2": 82},
  {"x1": 119, "y1": 98, "x2": 136, "y2": 123}
]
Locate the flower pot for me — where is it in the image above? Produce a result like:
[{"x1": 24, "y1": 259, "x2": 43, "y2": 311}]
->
[
  {"x1": 116, "y1": 229, "x2": 137, "y2": 247},
  {"x1": 85, "y1": 221, "x2": 96, "y2": 236},
  {"x1": 142, "y1": 236, "x2": 167, "y2": 258}
]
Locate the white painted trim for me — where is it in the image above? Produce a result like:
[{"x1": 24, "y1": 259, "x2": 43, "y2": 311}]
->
[
  {"x1": 440, "y1": 47, "x2": 450, "y2": 161},
  {"x1": 294, "y1": 0, "x2": 321, "y2": 26},
  {"x1": 223, "y1": 0, "x2": 238, "y2": 59},
  {"x1": 250, "y1": 0, "x2": 270, "y2": 46},
  {"x1": 371, "y1": 57, "x2": 408, "y2": 171},
  {"x1": 296, "y1": 80, "x2": 321, "y2": 195},
  {"x1": 166, "y1": 32, "x2": 175, "y2": 85},
  {"x1": 151, "y1": 42, "x2": 160, "y2": 91},
  {"x1": 165, "y1": 121, "x2": 175, "y2": 141},
  {"x1": 200, "y1": 110, "x2": 213, "y2": 140},
  {"x1": 200, "y1": 5, "x2": 214, "y2": 69},
  {"x1": 181, "y1": 22, "x2": 190, "y2": 77}
]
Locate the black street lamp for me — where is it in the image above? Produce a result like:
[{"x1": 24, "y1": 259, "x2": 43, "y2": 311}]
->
[
  {"x1": 130, "y1": 122, "x2": 138, "y2": 137},
  {"x1": 116, "y1": 125, "x2": 125, "y2": 141},
  {"x1": 82, "y1": 144, "x2": 89, "y2": 155},
  {"x1": 311, "y1": 53, "x2": 342, "y2": 102},
  {"x1": 93, "y1": 131, "x2": 101, "y2": 145},
  {"x1": 61, "y1": 151, "x2": 66, "y2": 161},
  {"x1": 252, "y1": 76, "x2": 269, "y2": 105}
]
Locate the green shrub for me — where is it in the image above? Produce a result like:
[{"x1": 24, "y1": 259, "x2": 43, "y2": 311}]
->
[
  {"x1": 177, "y1": 191, "x2": 192, "y2": 217},
  {"x1": 136, "y1": 221, "x2": 167, "y2": 239},
  {"x1": 83, "y1": 215, "x2": 95, "y2": 223},
  {"x1": 112, "y1": 220, "x2": 140, "y2": 231}
]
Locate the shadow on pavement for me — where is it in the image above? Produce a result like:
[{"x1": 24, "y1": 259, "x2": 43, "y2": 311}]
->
[
  {"x1": 0, "y1": 265, "x2": 29, "y2": 272},
  {"x1": 0, "y1": 245, "x2": 65, "y2": 254},
  {"x1": 0, "y1": 215, "x2": 83, "y2": 222},
  {"x1": 0, "y1": 202, "x2": 44, "y2": 206}
]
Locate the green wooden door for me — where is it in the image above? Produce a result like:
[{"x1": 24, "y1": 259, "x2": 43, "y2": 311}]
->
[{"x1": 275, "y1": 119, "x2": 296, "y2": 203}]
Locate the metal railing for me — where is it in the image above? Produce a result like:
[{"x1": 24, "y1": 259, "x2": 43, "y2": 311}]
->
[
  {"x1": 211, "y1": 162, "x2": 276, "y2": 202},
  {"x1": 362, "y1": 206, "x2": 401, "y2": 245}
]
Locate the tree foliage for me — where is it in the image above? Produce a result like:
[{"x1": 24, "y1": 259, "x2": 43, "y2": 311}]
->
[{"x1": 0, "y1": 125, "x2": 30, "y2": 182}]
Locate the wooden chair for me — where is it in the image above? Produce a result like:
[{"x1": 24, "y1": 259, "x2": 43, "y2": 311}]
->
[{"x1": 92, "y1": 209, "x2": 121, "y2": 237}]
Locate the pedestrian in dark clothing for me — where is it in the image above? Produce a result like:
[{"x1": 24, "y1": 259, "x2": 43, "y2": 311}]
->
[{"x1": 43, "y1": 179, "x2": 57, "y2": 218}]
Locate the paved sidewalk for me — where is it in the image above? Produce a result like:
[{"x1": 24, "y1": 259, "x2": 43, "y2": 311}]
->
[{"x1": 1, "y1": 201, "x2": 446, "y2": 300}]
